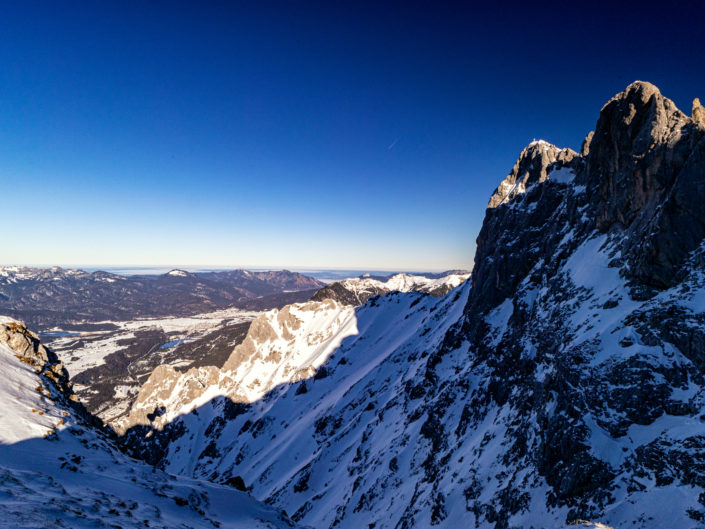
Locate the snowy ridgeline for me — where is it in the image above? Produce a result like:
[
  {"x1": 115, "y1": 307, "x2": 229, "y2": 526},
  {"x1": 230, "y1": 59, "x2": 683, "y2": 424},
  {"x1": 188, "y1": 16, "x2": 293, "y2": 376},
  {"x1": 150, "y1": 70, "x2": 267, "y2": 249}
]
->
[
  {"x1": 310, "y1": 271, "x2": 470, "y2": 306},
  {"x1": 0, "y1": 265, "x2": 326, "y2": 330},
  {"x1": 339, "y1": 272, "x2": 470, "y2": 295}
]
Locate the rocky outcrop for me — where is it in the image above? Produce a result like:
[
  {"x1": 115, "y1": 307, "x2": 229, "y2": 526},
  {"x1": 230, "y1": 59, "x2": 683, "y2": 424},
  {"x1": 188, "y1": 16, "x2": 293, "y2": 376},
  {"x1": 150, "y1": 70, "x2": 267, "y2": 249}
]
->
[
  {"x1": 0, "y1": 319, "x2": 75, "y2": 404},
  {"x1": 581, "y1": 81, "x2": 705, "y2": 289},
  {"x1": 0, "y1": 318, "x2": 108, "y2": 436},
  {"x1": 694, "y1": 97, "x2": 705, "y2": 125},
  {"x1": 580, "y1": 130, "x2": 594, "y2": 156},
  {"x1": 487, "y1": 140, "x2": 579, "y2": 208}
]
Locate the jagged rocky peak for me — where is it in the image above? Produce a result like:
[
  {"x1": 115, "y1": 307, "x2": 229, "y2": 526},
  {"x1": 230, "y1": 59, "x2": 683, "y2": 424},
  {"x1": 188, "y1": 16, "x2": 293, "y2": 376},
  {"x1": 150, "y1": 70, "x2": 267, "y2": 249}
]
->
[
  {"x1": 585, "y1": 81, "x2": 705, "y2": 288},
  {"x1": 473, "y1": 80, "x2": 705, "y2": 311},
  {"x1": 591, "y1": 80, "x2": 687, "y2": 167},
  {"x1": 487, "y1": 139, "x2": 579, "y2": 208},
  {"x1": 457, "y1": 81, "x2": 705, "y2": 525},
  {"x1": 588, "y1": 81, "x2": 688, "y2": 220}
]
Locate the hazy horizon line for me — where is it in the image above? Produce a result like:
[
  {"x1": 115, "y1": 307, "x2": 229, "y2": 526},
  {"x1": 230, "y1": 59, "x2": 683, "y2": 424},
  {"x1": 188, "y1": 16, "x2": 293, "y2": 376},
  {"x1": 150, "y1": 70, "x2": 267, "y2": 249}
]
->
[{"x1": 0, "y1": 263, "x2": 471, "y2": 275}]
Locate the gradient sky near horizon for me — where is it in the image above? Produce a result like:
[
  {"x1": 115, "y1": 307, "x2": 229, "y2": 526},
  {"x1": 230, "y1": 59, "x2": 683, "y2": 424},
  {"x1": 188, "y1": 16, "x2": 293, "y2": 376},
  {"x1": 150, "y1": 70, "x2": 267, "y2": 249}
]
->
[{"x1": 1, "y1": 1, "x2": 704, "y2": 271}]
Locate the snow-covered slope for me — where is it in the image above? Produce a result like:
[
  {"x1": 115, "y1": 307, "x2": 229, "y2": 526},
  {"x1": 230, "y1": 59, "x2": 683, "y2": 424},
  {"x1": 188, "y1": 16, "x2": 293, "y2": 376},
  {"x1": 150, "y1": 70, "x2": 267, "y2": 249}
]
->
[
  {"x1": 0, "y1": 318, "x2": 299, "y2": 529},
  {"x1": 119, "y1": 281, "x2": 470, "y2": 434},
  {"x1": 564, "y1": 520, "x2": 612, "y2": 529},
  {"x1": 119, "y1": 284, "x2": 473, "y2": 526},
  {"x1": 117, "y1": 82, "x2": 705, "y2": 528}
]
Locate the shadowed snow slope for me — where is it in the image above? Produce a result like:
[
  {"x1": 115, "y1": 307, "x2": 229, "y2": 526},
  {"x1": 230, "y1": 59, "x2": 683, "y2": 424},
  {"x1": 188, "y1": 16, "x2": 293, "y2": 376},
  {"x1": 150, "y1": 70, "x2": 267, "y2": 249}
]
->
[
  {"x1": 0, "y1": 318, "x2": 299, "y2": 529},
  {"x1": 119, "y1": 284, "x2": 471, "y2": 521}
]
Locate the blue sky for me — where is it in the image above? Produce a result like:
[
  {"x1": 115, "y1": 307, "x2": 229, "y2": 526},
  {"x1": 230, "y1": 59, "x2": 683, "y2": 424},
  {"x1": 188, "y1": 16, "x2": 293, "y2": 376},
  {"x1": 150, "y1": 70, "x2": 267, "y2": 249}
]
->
[{"x1": 1, "y1": 1, "x2": 704, "y2": 271}]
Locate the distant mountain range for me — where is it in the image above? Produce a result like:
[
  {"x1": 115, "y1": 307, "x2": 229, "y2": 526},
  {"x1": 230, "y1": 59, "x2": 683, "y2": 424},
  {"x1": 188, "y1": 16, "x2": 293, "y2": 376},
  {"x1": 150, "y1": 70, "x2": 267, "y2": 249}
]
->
[{"x1": 0, "y1": 266, "x2": 326, "y2": 329}]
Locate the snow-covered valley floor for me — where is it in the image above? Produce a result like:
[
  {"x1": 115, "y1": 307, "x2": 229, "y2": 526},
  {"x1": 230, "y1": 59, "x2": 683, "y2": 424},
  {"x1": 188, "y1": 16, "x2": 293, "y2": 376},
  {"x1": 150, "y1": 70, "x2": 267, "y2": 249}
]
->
[{"x1": 45, "y1": 307, "x2": 262, "y2": 377}]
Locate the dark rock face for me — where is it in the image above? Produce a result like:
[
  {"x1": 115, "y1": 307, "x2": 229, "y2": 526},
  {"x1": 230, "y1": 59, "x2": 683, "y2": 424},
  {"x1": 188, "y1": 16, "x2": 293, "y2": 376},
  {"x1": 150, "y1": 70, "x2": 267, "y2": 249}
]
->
[
  {"x1": 224, "y1": 475, "x2": 248, "y2": 492},
  {"x1": 586, "y1": 82, "x2": 705, "y2": 289},
  {"x1": 470, "y1": 141, "x2": 582, "y2": 314}
]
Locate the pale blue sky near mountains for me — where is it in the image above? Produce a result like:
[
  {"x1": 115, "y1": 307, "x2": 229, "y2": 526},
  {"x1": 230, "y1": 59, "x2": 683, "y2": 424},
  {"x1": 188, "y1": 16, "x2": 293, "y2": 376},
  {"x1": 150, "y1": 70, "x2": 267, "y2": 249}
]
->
[{"x1": 1, "y1": 1, "x2": 703, "y2": 270}]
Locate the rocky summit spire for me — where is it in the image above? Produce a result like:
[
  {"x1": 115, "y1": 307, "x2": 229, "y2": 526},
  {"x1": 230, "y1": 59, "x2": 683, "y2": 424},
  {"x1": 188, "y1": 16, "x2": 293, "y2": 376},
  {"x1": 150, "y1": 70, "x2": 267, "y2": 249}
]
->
[
  {"x1": 487, "y1": 140, "x2": 578, "y2": 208},
  {"x1": 694, "y1": 97, "x2": 705, "y2": 125},
  {"x1": 588, "y1": 81, "x2": 687, "y2": 181},
  {"x1": 587, "y1": 81, "x2": 688, "y2": 230}
]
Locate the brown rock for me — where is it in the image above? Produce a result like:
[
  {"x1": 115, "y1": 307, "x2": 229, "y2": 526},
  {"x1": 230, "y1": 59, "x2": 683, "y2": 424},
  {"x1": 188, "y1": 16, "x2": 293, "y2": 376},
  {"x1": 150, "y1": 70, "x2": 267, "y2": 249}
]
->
[
  {"x1": 693, "y1": 97, "x2": 705, "y2": 125},
  {"x1": 1, "y1": 321, "x2": 50, "y2": 365},
  {"x1": 581, "y1": 130, "x2": 594, "y2": 156}
]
